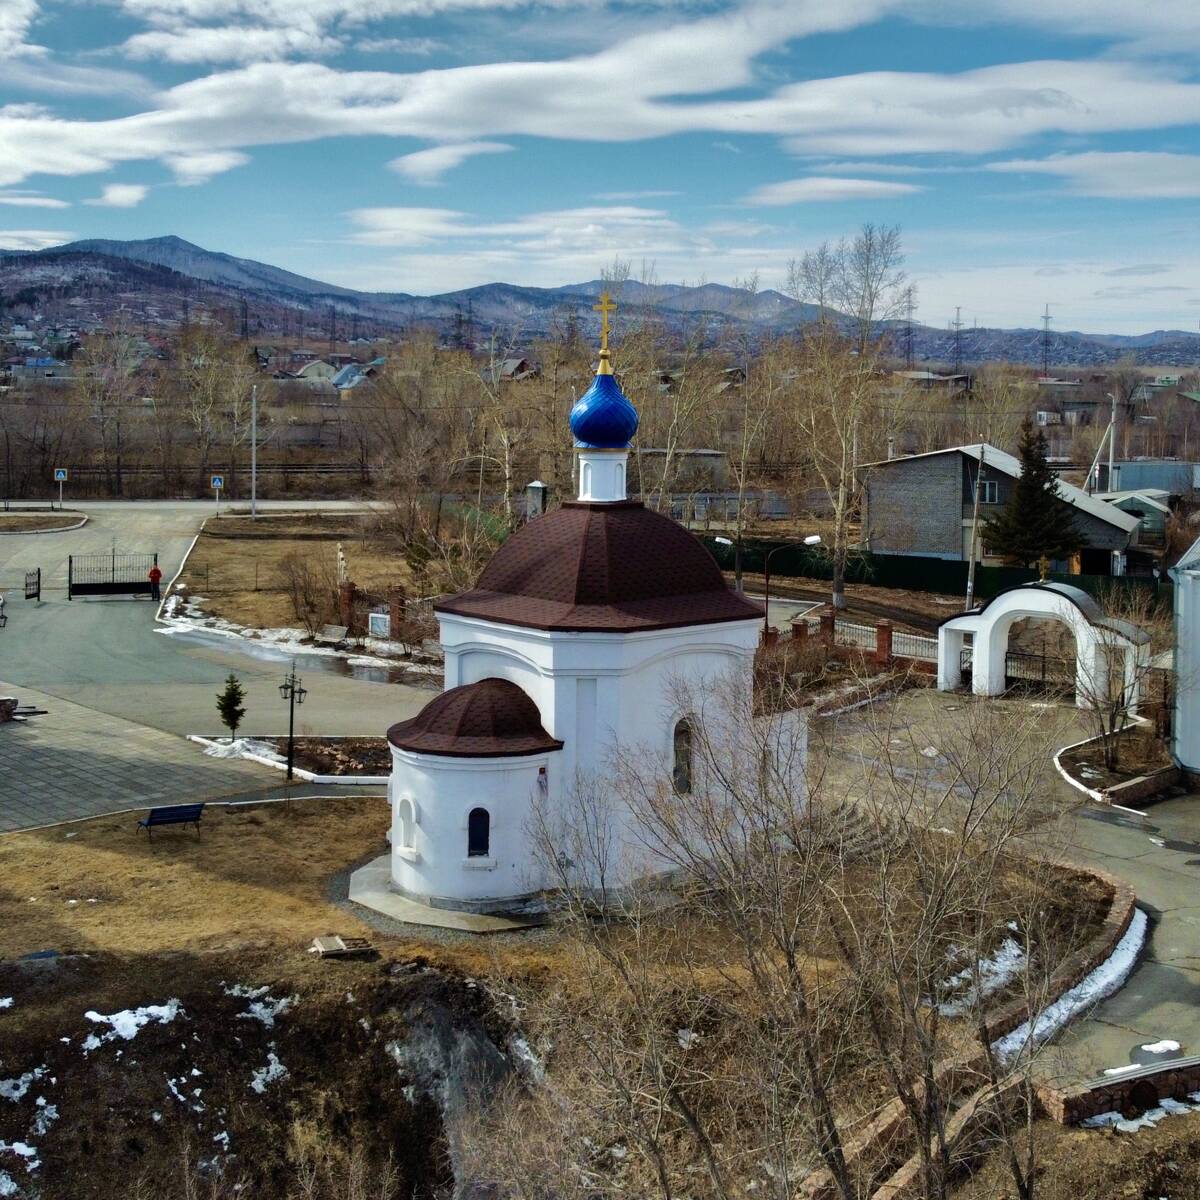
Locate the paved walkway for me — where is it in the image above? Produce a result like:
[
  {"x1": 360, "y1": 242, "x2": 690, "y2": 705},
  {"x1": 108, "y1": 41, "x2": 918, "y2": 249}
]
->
[{"x1": 0, "y1": 680, "x2": 282, "y2": 831}]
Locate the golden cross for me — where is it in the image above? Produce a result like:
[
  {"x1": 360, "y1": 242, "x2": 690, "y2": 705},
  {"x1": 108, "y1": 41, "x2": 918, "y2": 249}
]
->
[{"x1": 594, "y1": 291, "x2": 616, "y2": 355}]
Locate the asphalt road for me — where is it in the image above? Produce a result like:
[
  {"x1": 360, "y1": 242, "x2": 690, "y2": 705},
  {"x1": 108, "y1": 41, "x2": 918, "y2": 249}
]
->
[{"x1": 0, "y1": 500, "x2": 431, "y2": 739}]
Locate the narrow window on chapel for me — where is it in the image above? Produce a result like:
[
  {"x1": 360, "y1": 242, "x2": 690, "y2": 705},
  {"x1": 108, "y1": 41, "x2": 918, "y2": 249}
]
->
[
  {"x1": 467, "y1": 807, "x2": 490, "y2": 857},
  {"x1": 673, "y1": 719, "x2": 693, "y2": 795}
]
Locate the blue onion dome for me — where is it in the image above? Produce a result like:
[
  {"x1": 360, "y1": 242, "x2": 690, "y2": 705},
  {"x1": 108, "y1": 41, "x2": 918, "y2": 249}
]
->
[{"x1": 569, "y1": 365, "x2": 639, "y2": 449}]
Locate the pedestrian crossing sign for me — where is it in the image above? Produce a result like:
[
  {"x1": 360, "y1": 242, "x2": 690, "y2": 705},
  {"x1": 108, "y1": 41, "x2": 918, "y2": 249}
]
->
[
  {"x1": 211, "y1": 474, "x2": 224, "y2": 490},
  {"x1": 53, "y1": 468, "x2": 67, "y2": 481}
]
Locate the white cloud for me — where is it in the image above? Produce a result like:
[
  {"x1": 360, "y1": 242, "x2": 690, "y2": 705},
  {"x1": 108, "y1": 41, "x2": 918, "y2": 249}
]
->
[
  {"x1": 84, "y1": 183, "x2": 149, "y2": 207},
  {"x1": 0, "y1": 189, "x2": 68, "y2": 208},
  {"x1": 121, "y1": 25, "x2": 342, "y2": 63},
  {"x1": 0, "y1": 0, "x2": 39, "y2": 56},
  {"x1": 988, "y1": 151, "x2": 1200, "y2": 198},
  {"x1": 163, "y1": 151, "x2": 251, "y2": 185},
  {"x1": 358, "y1": 37, "x2": 446, "y2": 56},
  {"x1": 744, "y1": 176, "x2": 922, "y2": 205},
  {"x1": 389, "y1": 141, "x2": 514, "y2": 185},
  {"x1": 0, "y1": 228, "x2": 71, "y2": 250}
]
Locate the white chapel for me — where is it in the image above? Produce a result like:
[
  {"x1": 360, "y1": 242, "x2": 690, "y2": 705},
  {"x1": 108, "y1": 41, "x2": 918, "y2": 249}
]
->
[{"x1": 384, "y1": 304, "x2": 764, "y2": 911}]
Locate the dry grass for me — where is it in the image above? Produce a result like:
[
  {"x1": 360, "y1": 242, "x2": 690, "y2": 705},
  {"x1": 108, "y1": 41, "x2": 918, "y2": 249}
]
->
[
  {"x1": 179, "y1": 512, "x2": 419, "y2": 629},
  {"x1": 0, "y1": 511, "x2": 81, "y2": 532},
  {"x1": 0, "y1": 797, "x2": 562, "y2": 979},
  {"x1": 953, "y1": 1112, "x2": 1200, "y2": 1199},
  {"x1": 0, "y1": 797, "x2": 390, "y2": 957}
]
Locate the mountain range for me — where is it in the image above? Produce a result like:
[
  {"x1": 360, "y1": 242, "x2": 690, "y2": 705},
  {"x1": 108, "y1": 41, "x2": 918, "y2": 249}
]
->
[{"x1": 2, "y1": 235, "x2": 1198, "y2": 368}]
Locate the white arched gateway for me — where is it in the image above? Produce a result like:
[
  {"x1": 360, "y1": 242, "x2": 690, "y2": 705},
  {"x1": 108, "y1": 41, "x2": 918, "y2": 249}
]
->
[{"x1": 937, "y1": 581, "x2": 1150, "y2": 710}]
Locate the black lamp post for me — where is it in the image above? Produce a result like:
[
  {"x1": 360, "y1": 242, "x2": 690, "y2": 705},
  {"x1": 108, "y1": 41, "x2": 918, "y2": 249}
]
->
[
  {"x1": 763, "y1": 535, "x2": 823, "y2": 637},
  {"x1": 279, "y1": 663, "x2": 307, "y2": 781}
]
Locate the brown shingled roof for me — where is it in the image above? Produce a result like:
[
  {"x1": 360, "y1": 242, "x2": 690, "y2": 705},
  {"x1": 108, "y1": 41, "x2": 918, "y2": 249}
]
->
[
  {"x1": 387, "y1": 677, "x2": 563, "y2": 758},
  {"x1": 435, "y1": 500, "x2": 763, "y2": 632}
]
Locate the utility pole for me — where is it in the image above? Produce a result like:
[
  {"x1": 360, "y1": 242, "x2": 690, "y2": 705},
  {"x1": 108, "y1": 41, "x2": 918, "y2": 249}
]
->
[
  {"x1": 240, "y1": 298, "x2": 248, "y2": 340},
  {"x1": 904, "y1": 294, "x2": 915, "y2": 369},
  {"x1": 1041, "y1": 304, "x2": 1053, "y2": 378},
  {"x1": 328, "y1": 304, "x2": 336, "y2": 354},
  {"x1": 965, "y1": 445, "x2": 986, "y2": 610},
  {"x1": 952, "y1": 306, "x2": 963, "y2": 376},
  {"x1": 1107, "y1": 390, "x2": 1118, "y2": 491},
  {"x1": 250, "y1": 383, "x2": 258, "y2": 520}
]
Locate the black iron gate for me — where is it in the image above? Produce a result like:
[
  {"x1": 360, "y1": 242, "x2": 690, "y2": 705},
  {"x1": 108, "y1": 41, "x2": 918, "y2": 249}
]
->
[
  {"x1": 1004, "y1": 649, "x2": 1074, "y2": 695},
  {"x1": 68, "y1": 552, "x2": 158, "y2": 599},
  {"x1": 24, "y1": 568, "x2": 39, "y2": 601}
]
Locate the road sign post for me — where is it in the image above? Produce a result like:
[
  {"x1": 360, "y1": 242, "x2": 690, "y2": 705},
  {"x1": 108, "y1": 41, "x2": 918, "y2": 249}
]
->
[
  {"x1": 211, "y1": 474, "x2": 224, "y2": 514},
  {"x1": 53, "y1": 467, "x2": 67, "y2": 510}
]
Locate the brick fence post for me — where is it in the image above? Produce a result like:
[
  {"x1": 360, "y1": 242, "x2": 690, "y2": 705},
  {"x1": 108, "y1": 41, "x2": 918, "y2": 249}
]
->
[
  {"x1": 762, "y1": 626, "x2": 779, "y2": 649},
  {"x1": 338, "y1": 579, "x2": 356, "y2": 631},
  {"x1": 388, "y1": 585, "x2": 407, "y2": 641},
  {"x1": 819, "y1": 605, "x2": 835, "y2": 646},
  {"x1": 791, "y1": 618, "x2": 808, "y2": 643},
  {"x1": 875, "y1": 619, "x2": 893, "y2": 668}
]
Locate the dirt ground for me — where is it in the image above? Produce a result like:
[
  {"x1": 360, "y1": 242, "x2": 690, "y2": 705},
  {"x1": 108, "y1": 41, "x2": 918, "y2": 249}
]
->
[
  {"x1": 265, "y1": 736, "x2": 392, "y2": 775},
  {"x1": 954, "y1": 1111, "x2": 1200, "y2": 1199},
  {"x1": 0, "y1": 512, "x2": 81, "y2": 532},
  {"x1": 1062, "y1": 727, "x2": 1176, "y2": 790},
  {"x1": 735, "y1": 570, "x2": 964, "y2": 629},
  {"x1": 179, "y1": 511, "x2": 419, "y2": 630}
]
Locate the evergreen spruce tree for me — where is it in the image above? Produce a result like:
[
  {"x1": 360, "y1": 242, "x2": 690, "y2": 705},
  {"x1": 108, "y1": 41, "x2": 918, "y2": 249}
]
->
[
  {"x1": 982, "y1": 419, "x2": 1080, "y2": 567},
  {"x1": 216, "y1": 673, "x2": 247, "y2": 743}
]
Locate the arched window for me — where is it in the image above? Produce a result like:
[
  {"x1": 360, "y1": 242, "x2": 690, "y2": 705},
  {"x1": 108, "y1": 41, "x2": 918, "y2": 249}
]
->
[
  {"x1": 467, "y1": 807, "x2": 491, "y2": 858},
  {"x1": 396, "y1": 798, "x2": 414, "y2": 850},
  {"x1": 672, "y1": 718, "x2": 693, "y2": 795}
]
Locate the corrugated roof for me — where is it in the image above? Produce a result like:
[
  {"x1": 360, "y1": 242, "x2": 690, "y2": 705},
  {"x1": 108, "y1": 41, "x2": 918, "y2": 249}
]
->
[
  {"x1": 861, "y1": 443, "x2": 1140, "y2": 533},
  {"x1": 1175, "y1": 533, "x2": 1200, "y2": 573}
]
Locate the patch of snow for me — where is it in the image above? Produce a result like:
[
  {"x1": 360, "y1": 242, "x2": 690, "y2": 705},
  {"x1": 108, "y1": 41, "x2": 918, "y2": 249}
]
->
[
  {"x1": 79, "y1": 1035, "x2": 101, "y2": 1054},
  {"x1": 676, "y1": 1029, "x2": 701, "y2": 1051},
  {"x1": 920, "y1": 746, "x2": 940, "y2": 758},
  {"x1": 151, "y1": 1112, "x2": 162, "y2": 1123},
  {"x1": 0, "y1": 1071, "x2": 45, "y2": 1103},
  {"x1": 85, "y1": 999, "x2": 183, "y2": 1044},
  {"x1": 213, "y1": 1131, "x2": 230, "y2": 1151},
  {"x1": 1142, "y1": 1039, "x2": 1181, "y2": 1054},
  {"x1": 0, "y1": 1144, "x2": 38, "y2": 1174},
  {"x1": 0, "y1": 1000, "x2": 11, "y2": 1010},
  {"x1": 993, "y1": 907, "x2": 1148, "y2": 1061},
  {"x1": 31, "y1": 1102, "x2": 56, "y2": 1138},
  {"x1": 237, "y1": 993, "x2": 294, "y2": 1028},
  {"x1": 1081, "y1": 1110, "x2": 1122, "y2": 1129},
  {"x1": 249, "y1": 1049, "x2": 287, "y2": 1094},
  {"x1": 508, "y1": 1036, "x2": 545, "y2": 1083},
  {"x1": 202, "y1": 738, "x2": 282, "y2": 762},
  {"x1": 938, "y1": 936, "x2": 1026, "y2": 1016},
  {"x1": 1103, "y1": 1063, "x2": 1141, "y2": 1076},
  {"x1": 0, "y1": 1170, "x2": 16, "y2": 1196}
]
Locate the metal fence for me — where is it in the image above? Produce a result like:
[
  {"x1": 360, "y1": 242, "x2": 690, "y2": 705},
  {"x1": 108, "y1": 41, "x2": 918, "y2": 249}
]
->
[
  {"x1": 67, "y1": 552, "x2": 158, "y2": 599},
  {"x1": 893, "y1": 630, "x2": 938, "y2": 661},
  {"x1": 833, "y1": 620, "x2": 877, "y2": 650}
]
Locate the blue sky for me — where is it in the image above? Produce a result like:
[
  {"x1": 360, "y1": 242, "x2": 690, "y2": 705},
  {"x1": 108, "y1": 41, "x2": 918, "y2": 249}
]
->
[{"x1": 2, "y1": 0, "x2": 1200, "y2": 332}]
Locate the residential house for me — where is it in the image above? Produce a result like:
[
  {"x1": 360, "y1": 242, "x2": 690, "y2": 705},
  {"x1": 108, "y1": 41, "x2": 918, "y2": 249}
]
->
[
  {"x1": 1093, "y1": 489, "x2": 1172, "y2": 546},
  {"x1": 1109, "y1": 459, "x2": 1200, "y2": 496},
  {"x1": 861, "y1": 443, "x2": 1140, "y2": 575}
]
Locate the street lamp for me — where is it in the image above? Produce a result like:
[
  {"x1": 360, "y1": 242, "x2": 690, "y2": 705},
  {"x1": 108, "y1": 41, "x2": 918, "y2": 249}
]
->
[
  {"x1": 763, "y1": 535, "x2": 822, "y2": 637},
  {"x1": 279, "y1": 662, "x2": 307, "y2": 781}
]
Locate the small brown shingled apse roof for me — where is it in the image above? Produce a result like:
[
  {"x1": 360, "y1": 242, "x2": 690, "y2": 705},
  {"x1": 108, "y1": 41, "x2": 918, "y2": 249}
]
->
[
  {"x1": 387, "y1": 678, "x2": 563, "y2": 758},
  {"x1": 435, "y1": 500, "x2": 764, "y2": 632}
]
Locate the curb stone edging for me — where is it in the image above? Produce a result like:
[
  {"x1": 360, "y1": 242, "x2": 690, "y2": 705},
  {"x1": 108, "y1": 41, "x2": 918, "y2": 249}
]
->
[{"x1": 0, "y1": 514, "x2": 88, "y2": 536}]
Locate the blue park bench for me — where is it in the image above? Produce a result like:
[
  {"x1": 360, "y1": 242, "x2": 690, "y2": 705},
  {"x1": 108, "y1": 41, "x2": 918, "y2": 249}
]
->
[{"x1": 137, "y1": 802, "x2": 206, "y2": 838}]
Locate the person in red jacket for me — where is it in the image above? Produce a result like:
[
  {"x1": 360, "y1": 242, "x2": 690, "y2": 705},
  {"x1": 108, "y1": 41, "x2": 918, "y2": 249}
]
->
[{"x1": 148, "y1": 564, "x2": 163, "y2": 601}]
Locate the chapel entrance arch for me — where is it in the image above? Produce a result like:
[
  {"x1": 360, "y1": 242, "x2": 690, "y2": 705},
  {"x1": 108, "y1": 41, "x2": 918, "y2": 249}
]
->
[{"x1": 937, "y1": 582, "x2": 1150, "y2": 710}]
